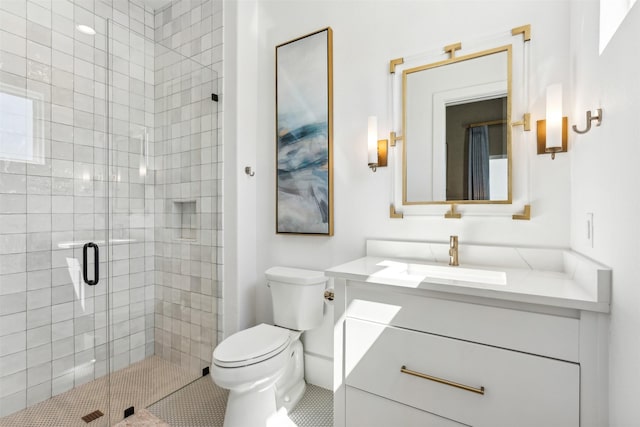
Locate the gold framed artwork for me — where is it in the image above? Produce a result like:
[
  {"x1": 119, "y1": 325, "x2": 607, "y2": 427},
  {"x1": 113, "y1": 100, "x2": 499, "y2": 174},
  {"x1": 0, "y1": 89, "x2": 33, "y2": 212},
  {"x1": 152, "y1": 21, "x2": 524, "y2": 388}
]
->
[{"x1": 275, "y1": 28, "x2": 334, "y2": 235}]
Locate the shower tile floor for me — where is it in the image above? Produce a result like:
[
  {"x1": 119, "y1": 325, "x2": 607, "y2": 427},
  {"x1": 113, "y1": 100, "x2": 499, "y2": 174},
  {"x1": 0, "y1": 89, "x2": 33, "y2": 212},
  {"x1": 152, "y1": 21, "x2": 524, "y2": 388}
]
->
[
  {"x1": 0, "y1": 355, "x2": 333, "y2": 427},
  {"x1": 0, "y1": 356, "x2": 199, "y2": 427}
]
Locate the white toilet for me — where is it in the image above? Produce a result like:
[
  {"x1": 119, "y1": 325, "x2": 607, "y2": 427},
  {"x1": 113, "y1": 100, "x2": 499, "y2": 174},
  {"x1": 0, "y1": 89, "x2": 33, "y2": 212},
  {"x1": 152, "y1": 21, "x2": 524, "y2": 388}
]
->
[{"x1": 211, "y1": 267, "x2": 328, "y2": 427}]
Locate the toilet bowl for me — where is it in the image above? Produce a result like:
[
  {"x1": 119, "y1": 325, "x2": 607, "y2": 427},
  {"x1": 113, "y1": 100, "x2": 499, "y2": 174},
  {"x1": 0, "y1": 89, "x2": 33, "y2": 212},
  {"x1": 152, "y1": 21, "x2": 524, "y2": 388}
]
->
[
  {"x1": 211, "y1": 267, "x2": 327, "y2": 427},
  {"x1": 212, "y1": 324, "x2": 295, "y2": 427}
]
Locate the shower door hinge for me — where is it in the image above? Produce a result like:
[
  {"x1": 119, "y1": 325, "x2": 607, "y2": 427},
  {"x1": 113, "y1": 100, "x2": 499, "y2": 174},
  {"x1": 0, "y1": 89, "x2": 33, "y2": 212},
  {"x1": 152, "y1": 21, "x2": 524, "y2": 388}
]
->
[
  {"x1": 124, "y1": 406, "x2": 135, "y2": 418},
  {"x1": 211, "y1": 93, "x2": 219, "y2": 102}
]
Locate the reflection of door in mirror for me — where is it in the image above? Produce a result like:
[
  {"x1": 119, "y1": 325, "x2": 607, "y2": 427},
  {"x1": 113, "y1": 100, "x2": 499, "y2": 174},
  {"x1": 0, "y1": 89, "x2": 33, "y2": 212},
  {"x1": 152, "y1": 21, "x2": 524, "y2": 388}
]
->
[
  {"x1": 403, "y1": 46, "x2": 511, "y2": 205},
  {"x1": 446, "y1": 97, "x2": 507, "y2": 201}
]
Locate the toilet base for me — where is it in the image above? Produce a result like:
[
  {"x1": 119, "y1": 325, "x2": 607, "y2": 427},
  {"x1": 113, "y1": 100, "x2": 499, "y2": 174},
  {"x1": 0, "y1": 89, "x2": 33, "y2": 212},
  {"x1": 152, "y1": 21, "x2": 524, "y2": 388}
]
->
[
  {"x1": 278, "y1": 379, "x2": 305, "y2": 413},
  {"x1": 224, "y1": 384, "x2": 295, "y2": 427},
  {"x1": 275, "y1": 336, "x2": 306, "y2": 412}
]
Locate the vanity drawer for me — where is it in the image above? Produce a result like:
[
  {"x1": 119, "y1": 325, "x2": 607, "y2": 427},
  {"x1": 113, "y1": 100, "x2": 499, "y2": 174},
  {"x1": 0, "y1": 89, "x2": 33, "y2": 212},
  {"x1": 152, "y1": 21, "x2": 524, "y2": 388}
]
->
[
  {"x1": 346, "y1": 284, "x2": 580, "y2": 361},
  {"x1": 346, "y1": 386, "x2": 468, "y2": 427},
  {"x1": 345, "y1": 318, "x2": 579, "y2": 427}
]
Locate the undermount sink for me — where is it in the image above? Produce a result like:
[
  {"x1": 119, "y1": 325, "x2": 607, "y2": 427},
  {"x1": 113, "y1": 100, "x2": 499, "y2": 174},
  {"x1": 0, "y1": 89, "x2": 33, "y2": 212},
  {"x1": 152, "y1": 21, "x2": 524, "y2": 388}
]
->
[
  {"x1": 408, "y1": 263, "x2": 507, "y2": 285},
  {"x1": 373, "y1": 260, "x2": 507, "y2": 286},
  {"x1": 326, "y1": 240, "x2": 612, "y2": 313}
]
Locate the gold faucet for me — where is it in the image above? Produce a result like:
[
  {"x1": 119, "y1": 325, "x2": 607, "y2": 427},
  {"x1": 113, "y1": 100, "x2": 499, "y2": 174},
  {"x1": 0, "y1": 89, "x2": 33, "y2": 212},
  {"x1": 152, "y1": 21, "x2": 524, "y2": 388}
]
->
[{"x1": 449, "y1": 235, "x2": 459, "y2": 266}]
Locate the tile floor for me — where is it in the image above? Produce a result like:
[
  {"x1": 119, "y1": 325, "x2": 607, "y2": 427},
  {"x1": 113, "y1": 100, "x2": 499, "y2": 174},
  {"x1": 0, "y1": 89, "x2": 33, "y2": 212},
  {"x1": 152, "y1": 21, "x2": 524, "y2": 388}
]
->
[
  {"x1": 0, "y1": 356, "x2": 333, "y2": 427},
  {"x1": 147, "y1": 375, "x2": 333, "y2": 427},
  {"x1": 0, "y1": 356, "x2": 198, "y2": 427}
]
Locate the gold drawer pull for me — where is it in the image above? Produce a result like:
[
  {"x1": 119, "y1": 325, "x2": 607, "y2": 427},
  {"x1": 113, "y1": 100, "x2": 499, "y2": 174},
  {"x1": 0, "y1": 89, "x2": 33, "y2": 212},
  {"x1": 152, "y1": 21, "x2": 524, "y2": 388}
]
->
[{"x1": 400, "y1": 365, "x2": 485, "y2": 395}]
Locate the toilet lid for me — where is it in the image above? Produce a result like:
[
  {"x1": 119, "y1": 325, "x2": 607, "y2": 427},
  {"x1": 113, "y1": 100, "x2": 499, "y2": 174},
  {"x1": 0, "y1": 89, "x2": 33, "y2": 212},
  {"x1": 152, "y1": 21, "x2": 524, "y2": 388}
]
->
[{"x1": 213, "y1": 324, "x2": 290, "y2": 368}]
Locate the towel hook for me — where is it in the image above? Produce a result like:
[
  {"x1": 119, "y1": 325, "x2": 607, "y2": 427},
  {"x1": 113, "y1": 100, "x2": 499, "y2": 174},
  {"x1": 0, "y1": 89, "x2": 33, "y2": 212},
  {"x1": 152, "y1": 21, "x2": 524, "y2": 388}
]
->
[
  {"x1": 244, "y1": 166, "x2": 255, "y2": 177},
  {"x1": 572, "y1": 109, "x2": 602, "y2": 134}
]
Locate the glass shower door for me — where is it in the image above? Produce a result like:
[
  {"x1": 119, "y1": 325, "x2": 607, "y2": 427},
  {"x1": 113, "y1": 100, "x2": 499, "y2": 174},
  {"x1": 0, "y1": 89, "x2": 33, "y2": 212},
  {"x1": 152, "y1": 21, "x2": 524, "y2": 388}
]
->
[
  {"x1": 0, "y1": 8, "x2": 112, "y2": 426},
  {"x1": 1, "y1": 2, "x2": 219, "y2": 423}
]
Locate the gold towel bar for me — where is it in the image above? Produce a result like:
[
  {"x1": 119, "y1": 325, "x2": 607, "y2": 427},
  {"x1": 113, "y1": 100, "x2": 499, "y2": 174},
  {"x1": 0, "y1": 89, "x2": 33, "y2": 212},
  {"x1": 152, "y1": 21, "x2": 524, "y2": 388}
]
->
[{"x1": 400, "y1": 365, "x2": 485, "y2": 395}]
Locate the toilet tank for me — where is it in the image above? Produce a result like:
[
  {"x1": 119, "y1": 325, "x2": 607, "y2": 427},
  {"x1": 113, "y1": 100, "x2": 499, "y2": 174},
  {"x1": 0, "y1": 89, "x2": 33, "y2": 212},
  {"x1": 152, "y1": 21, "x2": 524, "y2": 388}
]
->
[{"x1": 266, "y1": 266, "x2": 328, "y2": 331}]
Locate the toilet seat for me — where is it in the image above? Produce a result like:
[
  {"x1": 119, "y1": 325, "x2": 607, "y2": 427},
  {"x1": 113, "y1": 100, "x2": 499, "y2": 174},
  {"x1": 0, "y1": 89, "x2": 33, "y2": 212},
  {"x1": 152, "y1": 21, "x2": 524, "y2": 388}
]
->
[{"x1": 213, "y1": 324, "x2": 291, "y2": 368}]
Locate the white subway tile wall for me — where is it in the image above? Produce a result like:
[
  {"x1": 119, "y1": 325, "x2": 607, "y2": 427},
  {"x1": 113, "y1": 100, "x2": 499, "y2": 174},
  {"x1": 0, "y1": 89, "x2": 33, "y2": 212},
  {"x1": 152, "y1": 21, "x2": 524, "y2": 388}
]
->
[
  {"x1": 152, "y1": 0, "x2": 222, "y2": 376},
  {"x1": 0, "y1": 0, "x2": 222, "y2": 418}
]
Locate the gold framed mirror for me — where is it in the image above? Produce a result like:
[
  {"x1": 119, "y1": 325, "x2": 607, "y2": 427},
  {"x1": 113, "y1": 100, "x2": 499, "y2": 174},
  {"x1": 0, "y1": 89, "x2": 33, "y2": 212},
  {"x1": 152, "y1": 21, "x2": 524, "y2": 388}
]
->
[{"x1": 402, "y1": 45, "x2": 512, "y2": 205}]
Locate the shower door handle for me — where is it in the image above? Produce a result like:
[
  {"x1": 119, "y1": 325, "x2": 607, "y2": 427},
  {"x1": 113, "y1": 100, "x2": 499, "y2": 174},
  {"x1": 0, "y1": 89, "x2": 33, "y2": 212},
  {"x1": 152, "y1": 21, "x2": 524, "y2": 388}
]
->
[{"x1": 82, "y1": 242, "x2": 99, "y2": 286}]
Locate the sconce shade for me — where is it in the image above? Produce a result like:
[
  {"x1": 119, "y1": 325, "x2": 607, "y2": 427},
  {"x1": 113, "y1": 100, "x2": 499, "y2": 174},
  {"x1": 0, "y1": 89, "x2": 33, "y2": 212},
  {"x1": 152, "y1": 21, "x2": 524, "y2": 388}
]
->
[
  {"x1": 546, "y1": 84, "x2": 563, "y2": 150},
  {"x1": 537, "y1": 117, "x2": 568, "y2": 158},
  {"x1": 536, "y1": 84, "x2": 567, "y2": 159},
  {"x1": 368, "y1": 116, "x2": 378, "y2": 165},
  {"x1": 367, "y1": 116, "x2": 389, "y2": 171}
]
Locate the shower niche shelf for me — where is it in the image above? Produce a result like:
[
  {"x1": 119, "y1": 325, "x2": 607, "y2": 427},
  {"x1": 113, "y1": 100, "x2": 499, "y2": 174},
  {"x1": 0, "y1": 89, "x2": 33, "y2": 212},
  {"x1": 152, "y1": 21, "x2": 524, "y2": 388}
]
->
[{"x1": 172, "y1": 200, "x2": 199, "y2": 241}]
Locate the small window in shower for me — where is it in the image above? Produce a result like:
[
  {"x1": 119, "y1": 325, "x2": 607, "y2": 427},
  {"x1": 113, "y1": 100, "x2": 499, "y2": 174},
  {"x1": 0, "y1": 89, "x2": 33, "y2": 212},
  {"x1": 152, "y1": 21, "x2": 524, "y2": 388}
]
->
[
  {"x1": 172, "y1": 200, "x2": 198, "y2": 241},
  {"x1": 0, "y1": 83, "x2": 45, "y2": 164}
]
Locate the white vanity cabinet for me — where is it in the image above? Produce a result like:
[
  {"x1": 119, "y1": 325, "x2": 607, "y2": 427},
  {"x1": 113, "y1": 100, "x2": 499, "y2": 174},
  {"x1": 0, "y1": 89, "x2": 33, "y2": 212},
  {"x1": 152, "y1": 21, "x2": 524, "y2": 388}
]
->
[
  {"x1": 344, "y1": 288, "x2": 579, "y2": 427},
  {"x1": 329, "y1": 241, "x2": 611, "y2": 427}
]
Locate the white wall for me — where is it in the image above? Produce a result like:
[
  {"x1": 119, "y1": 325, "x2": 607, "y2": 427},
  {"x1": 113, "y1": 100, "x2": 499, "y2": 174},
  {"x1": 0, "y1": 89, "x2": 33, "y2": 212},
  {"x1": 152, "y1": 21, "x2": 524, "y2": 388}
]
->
[
  {"x1": 569, "y1": 1, "x2": 640, "y2": 425},
  {"x1": 224, "y1": 0, "x2": 574, "y2": 387},
  {"x1": 222, "y1": 1, "x2": 640, "y2": 421},
  {"x1": 223, "y1": 0, "x2": 259, "y2": 336},
  {"x1": 246, "y1": 0, "x2": 572, "y2": 321}
]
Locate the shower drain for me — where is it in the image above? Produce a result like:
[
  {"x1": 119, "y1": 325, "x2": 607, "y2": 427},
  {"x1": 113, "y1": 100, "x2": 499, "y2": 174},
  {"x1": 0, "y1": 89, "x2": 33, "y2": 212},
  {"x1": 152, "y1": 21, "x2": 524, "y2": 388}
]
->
[{"x1": 81, "y1": 410, "x2": 104, "y2": 423}]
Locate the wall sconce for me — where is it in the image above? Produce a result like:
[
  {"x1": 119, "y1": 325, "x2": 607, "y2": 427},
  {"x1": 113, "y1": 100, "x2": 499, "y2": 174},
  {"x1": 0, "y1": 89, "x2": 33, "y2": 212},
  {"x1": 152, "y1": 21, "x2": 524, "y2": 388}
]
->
[
  {"x1": 536, "y1": 84, "x2": 567, "y2": 160},
  {"x1": 368, "y1": 116, "x2": 388, "y2": 172}
]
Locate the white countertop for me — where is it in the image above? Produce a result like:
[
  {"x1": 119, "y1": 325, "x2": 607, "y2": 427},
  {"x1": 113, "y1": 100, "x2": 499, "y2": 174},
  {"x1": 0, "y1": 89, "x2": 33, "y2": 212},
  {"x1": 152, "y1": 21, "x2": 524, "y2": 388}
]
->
[{"x1": 325, "y1": 241, "x2": 611, "y2": 313}]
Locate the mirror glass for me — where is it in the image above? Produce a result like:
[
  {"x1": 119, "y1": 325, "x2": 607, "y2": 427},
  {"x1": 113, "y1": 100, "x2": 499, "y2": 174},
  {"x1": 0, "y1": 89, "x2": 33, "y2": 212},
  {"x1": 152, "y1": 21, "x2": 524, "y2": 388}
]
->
[{"x1": 403, "y1": 46, "x2": 511, "y2": 204}]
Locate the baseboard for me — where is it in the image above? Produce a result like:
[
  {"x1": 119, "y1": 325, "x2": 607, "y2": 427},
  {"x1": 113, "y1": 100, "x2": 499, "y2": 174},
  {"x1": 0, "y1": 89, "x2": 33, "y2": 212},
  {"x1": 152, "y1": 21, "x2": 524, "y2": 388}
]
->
[{"x1": 304, "y1": 351, "x2": 333, "y2": 390}]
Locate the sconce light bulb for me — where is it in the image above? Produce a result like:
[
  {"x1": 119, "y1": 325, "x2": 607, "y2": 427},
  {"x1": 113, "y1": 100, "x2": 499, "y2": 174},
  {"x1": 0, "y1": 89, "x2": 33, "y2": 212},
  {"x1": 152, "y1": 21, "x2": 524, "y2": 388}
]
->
[
  {"x1": 546, "y1": 84, "x2": 563, "y2": 150},
  {"x1": 368, "y1": 116, "x2": 378, "y2": 166}
]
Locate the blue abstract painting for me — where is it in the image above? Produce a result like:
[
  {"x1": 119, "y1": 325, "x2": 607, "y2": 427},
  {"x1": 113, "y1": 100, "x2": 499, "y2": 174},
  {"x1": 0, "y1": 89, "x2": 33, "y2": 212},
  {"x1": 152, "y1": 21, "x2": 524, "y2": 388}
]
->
[{"x1": 276, "y1": 28, "x2": 333, "y2": 235}]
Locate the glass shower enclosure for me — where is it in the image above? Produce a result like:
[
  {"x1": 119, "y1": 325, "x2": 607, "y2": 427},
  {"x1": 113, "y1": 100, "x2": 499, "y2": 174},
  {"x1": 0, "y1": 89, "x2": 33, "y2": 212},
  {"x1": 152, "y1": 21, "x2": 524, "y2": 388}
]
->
[{"x1": 0, "y1": 2, "x2": 219, "y2": 424}]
